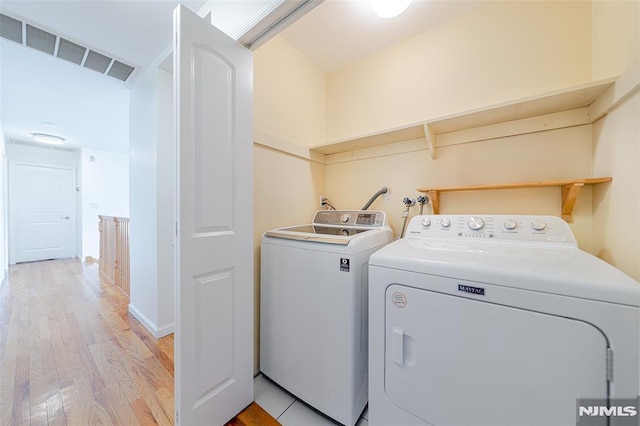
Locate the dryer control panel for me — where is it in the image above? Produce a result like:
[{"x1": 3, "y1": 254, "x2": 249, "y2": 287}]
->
[{"x1": 405, "y1": 215, "x2": 576, "y2": 246}]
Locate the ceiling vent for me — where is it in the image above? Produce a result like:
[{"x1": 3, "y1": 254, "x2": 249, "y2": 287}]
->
[
  {"x1": 107, "y1": 60, "x2": 135, "y2": 82},
  {"x1": 26, "y1": 24, "x2": 56, "y2": 55},
  {"x1": 84, "y1": 50, "x2": 112, "y2": 73},
  {"x1": 0, "y1": 12, "x2": 136, "y2": 82},
  {"x1": 57, "y1": 38, "x2": 86, "y2": 65},
  {"x1": 0, "y1": 13, "x2": 22, "y2": 43}
]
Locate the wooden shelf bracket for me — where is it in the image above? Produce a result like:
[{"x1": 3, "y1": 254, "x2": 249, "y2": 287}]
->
[
  {"x1": 418, "y1": 177, "x2": 612, "y2": 222},
  {"x1": 561, "y1": 182, "x2": 584, "y2": 222},
  {"x1": 424, "y1": 123, "x2": 437, "y2": 159}
]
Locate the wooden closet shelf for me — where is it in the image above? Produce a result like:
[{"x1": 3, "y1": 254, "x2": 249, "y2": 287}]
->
[{"x1": 417, "y1": 177, "x2": 612, "y2": 222}]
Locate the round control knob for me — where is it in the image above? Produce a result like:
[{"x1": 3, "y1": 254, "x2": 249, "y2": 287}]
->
[
  {"x1": 421, "y1": 217, "x2": 431, "y2": 228},
  {"x1": 531, "y1": 220, "x2": 547, "y2": 231},
  {"x1": 503, "y1": 219, "x2": 518, "y2": 230},
  {"x1": 440, "y1": 218, "x2": 451, "y2": 228},
  {"x1": 467, "y1": 216, "x2": 485, "y2": 231},
  {"x1": 340, "y1": 214, "x2": 351, "y2": 224}
]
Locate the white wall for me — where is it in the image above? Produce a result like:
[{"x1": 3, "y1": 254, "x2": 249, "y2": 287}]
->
[
  {"x1": 155, "y1": 67, "x2": 175, "y2": 331},
  {"x1": 129, "y1": 64, "x2": 160, "y2": 335},
  {"x1": 128, "y1": 60, "x2": 175, "y2": 338},
  {"x1": 5, "y1": 142, "x2": 78, "y2": 167},
  {"x1": 80, "y1": 148, "x2": 129, "y2": 260},
  {"x1": 0, "y1": 125, "x2": 6, "y2": 281}
]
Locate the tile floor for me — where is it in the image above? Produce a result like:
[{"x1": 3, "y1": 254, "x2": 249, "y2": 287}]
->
[{"x1": 254, "y1": 374, "x2": 369, "y2": 426}]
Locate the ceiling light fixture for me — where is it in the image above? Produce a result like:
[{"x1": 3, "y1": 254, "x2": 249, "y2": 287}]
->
[
  {"x1": 33, "y1": 133, "x2": 65, "y2": 145},
  {"x1": 371, "y1": 0, "x2": 412, "y2": 18}
]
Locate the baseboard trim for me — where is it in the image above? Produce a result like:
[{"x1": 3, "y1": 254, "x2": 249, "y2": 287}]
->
[
  {"x1": 128, "y1": 303, "x2": 174, "y2": 338},
  {"x1": 156, "y1": 323, "x2": 175, "y2": 338}
]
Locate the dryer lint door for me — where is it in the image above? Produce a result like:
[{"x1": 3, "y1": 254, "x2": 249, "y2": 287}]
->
[{"x1": 385, "y1": 284, "x2": 608, "y2": 426}]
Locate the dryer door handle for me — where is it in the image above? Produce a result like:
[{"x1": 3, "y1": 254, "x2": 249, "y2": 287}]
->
[{"x1": 392, "y1": 327, "x2": 405, "y2": 366}]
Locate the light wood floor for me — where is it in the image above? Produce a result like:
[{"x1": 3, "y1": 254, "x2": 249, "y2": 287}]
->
[{"x1": 0, "y1": 259, "x2": 278, "y2": 426}]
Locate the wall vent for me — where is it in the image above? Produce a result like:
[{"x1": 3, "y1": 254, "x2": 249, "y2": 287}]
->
[{"x1": 0, "y1": 12, "x2": 136, "y2": 82}]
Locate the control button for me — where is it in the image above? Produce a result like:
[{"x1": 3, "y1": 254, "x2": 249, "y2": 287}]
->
[
  {"x1": 467, "y1": 216, "x2": 485, "y2": 231},
  {"x1": 340, "y1": 214, "x2": 351, "y2": 224},
  {"x1": 531, "y1": 220, "x2": 547, "y2": 231},
  {"x1": 503, "y1": 219, "x2": 518, "y2": 230},
  {"x1": 440, "y1": 218, "x2": 451, "y2": 228},
  {"x1": 421, "y1": 217, "x2": 431, "y2": 228}
]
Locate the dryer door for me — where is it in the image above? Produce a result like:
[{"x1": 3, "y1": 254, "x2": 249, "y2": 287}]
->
[{"x1": 385, "y1": 284, "x2": 608, "y2": 426}]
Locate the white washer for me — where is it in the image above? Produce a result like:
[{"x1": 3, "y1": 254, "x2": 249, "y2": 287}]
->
[
  {"x1": 261, "y1": 210, "x2": 393, "y2": 426},
  {"x1": 369, "y1": 215, "x2": 640, "y2": 426}
]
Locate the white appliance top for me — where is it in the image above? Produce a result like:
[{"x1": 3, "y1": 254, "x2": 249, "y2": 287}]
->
[
  {"x1": 370, "y1": 215, "x2": 640, "y2": 306},
  {"x1": 264, "y1": 210, "x2": 390, "y2": 245}
]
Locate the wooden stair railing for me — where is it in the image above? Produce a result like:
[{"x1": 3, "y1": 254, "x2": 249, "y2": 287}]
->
[{"x1": 99, "y1": 215, "x2": 130, "y2": 296}]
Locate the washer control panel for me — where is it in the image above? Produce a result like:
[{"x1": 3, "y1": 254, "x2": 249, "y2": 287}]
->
[
  {"x1": 313, "y1": 210, "x2": 387, "y2": 227},
  {"x1": 407, "y1": 215, "x2": 576, "y2": 246}
]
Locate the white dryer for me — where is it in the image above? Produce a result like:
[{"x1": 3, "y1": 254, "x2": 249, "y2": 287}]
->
[
  {"x1": 369, "y1": 215, "x2": 640, "y2": 426},
  {"x1": 261, "y1": 210, "x2": 393, "y2": 426}
]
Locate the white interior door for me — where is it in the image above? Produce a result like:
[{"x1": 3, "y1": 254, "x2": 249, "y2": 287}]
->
[
  {"x1": 9, "y1": 162, "x2": 75, "y2": 264},
  {"x1": 174, "y1": 5, "x2": 253, "y2": 425}
]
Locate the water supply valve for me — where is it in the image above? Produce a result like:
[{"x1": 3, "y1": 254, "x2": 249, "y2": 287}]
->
[{"x1": 403, "y1": 197, "x2": 416, "y2": 207}]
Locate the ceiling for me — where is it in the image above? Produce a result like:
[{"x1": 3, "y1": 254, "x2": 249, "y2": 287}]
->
[
  {"x1": 0, "y1": 0, "x2": 481, "y2": 154},
  {"x1": 281, "y1": 0, "x2": 481, "y2": 74}
]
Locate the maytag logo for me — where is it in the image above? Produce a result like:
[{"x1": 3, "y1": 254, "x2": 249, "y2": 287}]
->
[{"x1": 458, "y1": 284, "x2": 485, "y2": 296}]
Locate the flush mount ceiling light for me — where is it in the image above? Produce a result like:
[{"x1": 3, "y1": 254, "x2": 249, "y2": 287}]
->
[
  {"x1": 371, "y1": 0, "x2": 412, "y2": 18},
  {"x1": 33, "y1": 133, "x2": 65, "y2": 145}
]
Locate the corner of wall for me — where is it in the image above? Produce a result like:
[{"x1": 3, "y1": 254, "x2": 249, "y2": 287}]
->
[{"x1": 128, "y1": 302, "x2": 173, "y2": 338}]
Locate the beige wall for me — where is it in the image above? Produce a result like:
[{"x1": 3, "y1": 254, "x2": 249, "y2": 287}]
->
[
  {"x1": 323, "y1": 0, "x2": 597, "y2": 249},
  {"x1": 326, "y1": 126, "x2": 595, "y2": 252},
  {"x1": 254, "y1": 35, "x2": 327, "y2": 147},
  {"x1": 591, "y1": 1, "x2": 639, "y2": 280},
  {"x1": 251, "y1": 0, "x2": 640, "y2": 374},
  {"x1": 592, "y1": 0, "x2": 639, "y2": 80},
  {"x1": 592, "y1": 91, "x2": 639, "y2": 280},
  {"x1": 327, "y1": 1, "x2": 592, "y2": 142},
  {"x1": 253, "y1": 36, "x2": 328, "y2": 373}
]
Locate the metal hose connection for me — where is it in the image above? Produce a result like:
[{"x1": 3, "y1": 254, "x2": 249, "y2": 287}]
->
[
  {"x1": 399, "y1": 197, "x2": 416, "y2": 238},
  {"x1": 361, "y1": 186, "x2": 389, "y2": 210}
]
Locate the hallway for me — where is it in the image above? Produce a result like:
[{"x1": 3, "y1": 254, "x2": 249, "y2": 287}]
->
[{"x1": 0, "y1": 259, "x2": 174, "y2": 424}]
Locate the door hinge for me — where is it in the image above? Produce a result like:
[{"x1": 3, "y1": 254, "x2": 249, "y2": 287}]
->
[
  {"x1": 606, "y1": 348, "x2": 613, "y2": 381},
  {"x1": 175, "y1": 411, "x2": 179, "y2": 424}
]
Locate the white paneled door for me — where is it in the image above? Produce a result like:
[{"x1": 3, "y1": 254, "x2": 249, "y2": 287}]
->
[
  {"x1": 9, "y1": 162, "x2": 75, "y2": 264},
  {"x1": 174, "y1": 5, "x2": 253, "y2": 425}
]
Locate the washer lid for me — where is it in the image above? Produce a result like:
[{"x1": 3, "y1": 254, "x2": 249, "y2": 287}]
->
[
  {"x1": 370, "y1": 238, "x2": 640, "y2": 306},
  {"x1": 264, "y1": 210, "x2": 390, "y2": 245}
]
